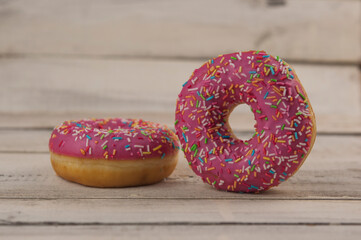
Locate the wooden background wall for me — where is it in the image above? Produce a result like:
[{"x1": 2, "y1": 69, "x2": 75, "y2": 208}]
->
[{"x1": 0, "y1": 0, "x2": 360, "y2": 132}]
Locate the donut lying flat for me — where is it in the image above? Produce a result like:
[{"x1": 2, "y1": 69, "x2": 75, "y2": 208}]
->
[
  {"x1": 49, "y1": 118, "x2": 179, "y2": 187},
  {"x1": 175, "y1": 50, "x2": 316, "y2": 193}
]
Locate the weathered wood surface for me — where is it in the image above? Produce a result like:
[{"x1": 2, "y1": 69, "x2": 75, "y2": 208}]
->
[
  {"x1": 0, "y1": 132, "x2": 360, "y2": 199},
  {"x1": 0, "y1": 58, "x2": 360, "y2": 119},
  {"x1": 0, "y1": 0, "x2": 360, "y2": 63},
  {"x1": 0, "y1": 123, "x2": 360, "y2": 239},
  {"x1": 1, "y1": 199, "x2": 361, "y2": 224},
  {"x1": 1, "y1": 226, "x2": 361, "y2": 240},
  {"x1": 0, "y1": 0, "x2": 360, "y2": 238}
]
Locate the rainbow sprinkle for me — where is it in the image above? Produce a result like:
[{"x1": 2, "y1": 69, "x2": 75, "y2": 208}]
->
[
  {"x1": 49, "y1": 118, "x2": 180, "y2": 161},
  {"x1": 175, "y1": 50, "x2": 315, "y2": 193}
]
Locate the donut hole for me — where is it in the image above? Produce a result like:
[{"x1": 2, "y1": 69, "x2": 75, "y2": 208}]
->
[{"x1": 228, "y1": 104, "x2": 257, "y2": 141}]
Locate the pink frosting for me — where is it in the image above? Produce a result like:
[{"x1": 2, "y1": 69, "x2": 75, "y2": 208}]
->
[
  {"x1": 175, "y1": 51, "x2": 315, "y2": 193},
  {"x1": 49, "y1": 118, "x2": 179, "y2": 160}
]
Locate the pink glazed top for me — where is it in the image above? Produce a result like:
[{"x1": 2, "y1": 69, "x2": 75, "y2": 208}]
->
[{"x1": 175, "y1": 50, "x2": 316, "y2": 193}]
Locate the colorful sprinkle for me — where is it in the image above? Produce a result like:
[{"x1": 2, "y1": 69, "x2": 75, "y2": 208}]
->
[{"x1": 175, "y1": 51, "x2": 315, "y2": 193}]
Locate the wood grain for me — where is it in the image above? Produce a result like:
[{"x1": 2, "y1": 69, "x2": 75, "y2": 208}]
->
[
  {"x1": 1, "y1": 225, "x2": 361, "y2": 240},
  {"x1": 0, "y1": 0, "x2": 360, "y2": 237},
  {"x1": 0, "y1": 0, "x2": 360, "y2": 62},
  {"x1": 0, "y1": 198, "x2": 361, "y2": 224},
  {"x1": 0, "y1": 135, "x2": 360, "y2": 199},
  {"x1": 0, "y1": 58, "x2": 360, "y2": 117}
]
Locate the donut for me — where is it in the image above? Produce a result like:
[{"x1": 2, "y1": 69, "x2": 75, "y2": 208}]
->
[
  {"x1": 49, "y1": 118, "x2": 179, "y2": 187},
  {"x1": 175, "y1": 50, "x2": 316, "y2": 193}
]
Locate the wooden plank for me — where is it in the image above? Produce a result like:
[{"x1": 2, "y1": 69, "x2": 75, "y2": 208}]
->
[
  {"x1": 0, "y1": 0, "x2": 360, "y2": 62},
  {"x1": 0, "y1": 198, "x2": 360, "y2": 224},
  {"x1": 0, "y1": 130, "x2": 49, "y2": 153},
  {"x1": 0, "y1": 58, "x2": 360, "y2": 124},
  {"x1": 1, "y1": 225, "x2": 361, "y2": 240},
  {"x1": 1, "y1": 112, "x2": 361, "y2": 134},
  {"x1": 0, "y1": 135, "x2": 360, "y2": 199}
]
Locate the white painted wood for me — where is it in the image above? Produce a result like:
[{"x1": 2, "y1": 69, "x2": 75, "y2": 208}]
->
[
  {"x1": 0, "y1": 198, "x2": 360, "y2": 224},
  {"x1": 0, "y1": 112, "x2": 178, "y2": 130},
  {"x1": 0, "y1": 130, "x2": 49, "y2": 153},
  {"x1": 0, "y1": 58, "x2": 359, "y2": 117},
  {"x1": 1, "y1": 112, "x2": 361, "y2": 133},
  {"x1": 1, "y1": 225, "x2": 361, "y2": 240},
  {"x1": 0, "y1": 0, "x2": 360, "y2": 62},
  {"x1": 0, "y1": 135, "x2": 360, "y2": 199}
]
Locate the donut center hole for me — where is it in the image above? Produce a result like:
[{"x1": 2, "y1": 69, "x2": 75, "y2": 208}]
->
[{"x1": 228, "y1": 104, "x2": 257, "y2": 141}]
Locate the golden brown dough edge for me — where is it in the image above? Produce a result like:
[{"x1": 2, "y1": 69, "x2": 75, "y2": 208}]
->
[{"x1": 50, "y1": 152, "x2": 178, "y2": 188}]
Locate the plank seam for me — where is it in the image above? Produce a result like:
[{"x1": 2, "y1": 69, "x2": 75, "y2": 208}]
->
[
  {"x1": 1, "y1": 53, "x2": 360, "y2": 66},
  {"x1": 0, "y1": 221, "x2": 360, "y2": 226},
  {"x1": 0, "y1": 198, "x2": 360, "y2": 201}
]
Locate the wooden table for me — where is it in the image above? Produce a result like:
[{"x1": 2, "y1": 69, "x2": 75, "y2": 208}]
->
[
  {"x1": 1, "y1": 0, "x2": 361, "y2": 239},
  {"x1": 0, "y1": 113, "x2": 360, "y2": 239}
]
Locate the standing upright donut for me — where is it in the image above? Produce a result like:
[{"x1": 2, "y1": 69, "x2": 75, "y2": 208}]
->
[{"x1": 175, "y1": 50, "x2": 316, "y2": 193}]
